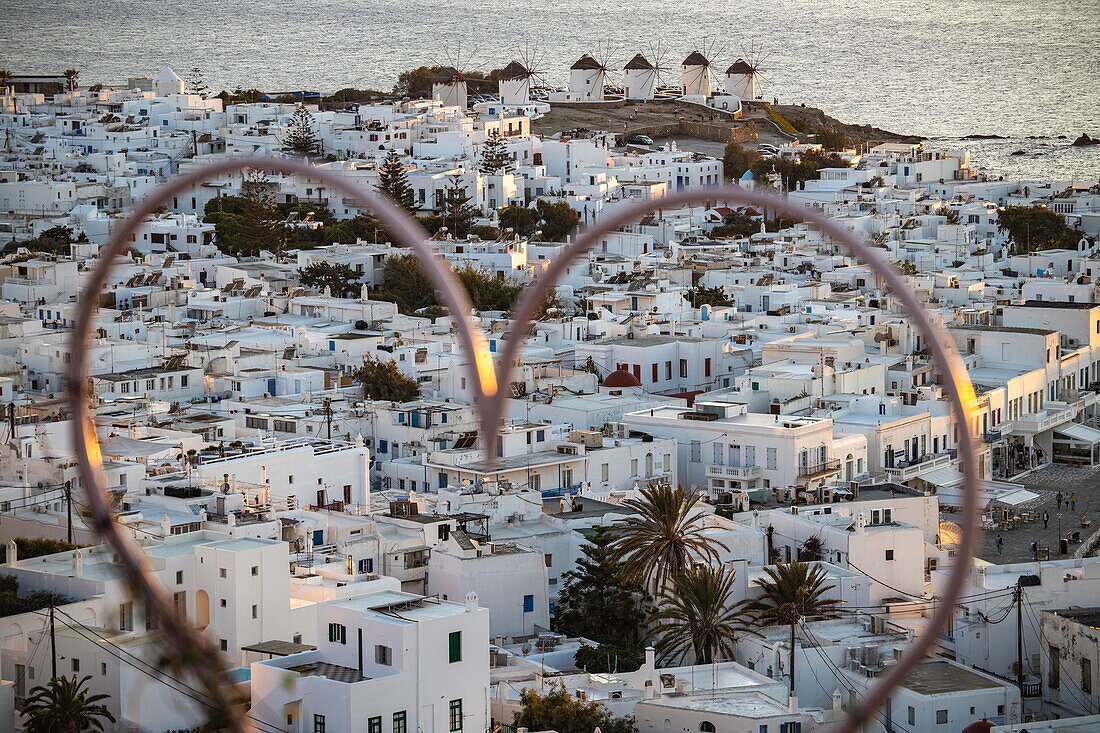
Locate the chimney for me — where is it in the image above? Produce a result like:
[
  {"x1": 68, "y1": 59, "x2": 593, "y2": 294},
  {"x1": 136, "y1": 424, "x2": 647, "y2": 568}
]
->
[
  {"x1": 71, "y1": 549, "x2": 83, "y2": 577},
  {"x1": 6, "y1": 539, "x2": 17, "y2": 565},
  {"x1": 465, "y1": 591, "x2": 479, "y2": 612},
  {"x1": 645, "y1": 646, "x2": 659, "y2": 698}
]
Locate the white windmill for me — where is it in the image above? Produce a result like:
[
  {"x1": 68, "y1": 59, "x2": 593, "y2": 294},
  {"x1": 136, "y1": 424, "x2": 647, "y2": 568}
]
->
[
  {"x1": 723, "y1": 42, "x2": 772, "y2": 101},
  {"x1": 569, "y1": 54, "x2": 610, "y2": 101},
  {"x1": 430, "y1": 46, "x2": 480, "y2": 110},
  {"x1": 680, "y1": 50, "x2": 713, "y2": 97},
  {"x1": 497, "y1": 41, "x2": 551, "y2": 106},
  {"x1": 622, "y1": 53, "x2": 656, "y2": 100}
]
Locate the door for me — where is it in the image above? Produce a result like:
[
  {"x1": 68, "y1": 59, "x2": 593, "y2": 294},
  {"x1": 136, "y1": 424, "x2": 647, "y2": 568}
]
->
[
  {"x1": 266, "y1": 378, "x2": 277, "y2": 395},
  {"x1": 316, "y1": 489, "x2": 326, "y2": 507},
  {"x1": 312, "y1": 529, "x2": 324, "y2": 546},
  {"x1": 420, "y1": 705, "x2": 435, "y2": 733}
]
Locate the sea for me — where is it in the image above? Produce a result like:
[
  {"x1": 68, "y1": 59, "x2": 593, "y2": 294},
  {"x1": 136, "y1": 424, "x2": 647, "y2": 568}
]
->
[{"x1": 1, "y1": 0, "x2": 1098, "y2": 180}]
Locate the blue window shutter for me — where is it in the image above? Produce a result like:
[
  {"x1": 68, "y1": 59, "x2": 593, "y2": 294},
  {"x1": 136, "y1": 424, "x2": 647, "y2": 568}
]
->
[{"x1": 523, "y1": 595, "x2": 534, "y2": 613}]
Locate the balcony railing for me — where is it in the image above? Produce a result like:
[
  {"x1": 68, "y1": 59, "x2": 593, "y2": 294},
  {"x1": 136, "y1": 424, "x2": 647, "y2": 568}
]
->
[
  {"x1": 883, "y1": 451, "x2": 954, "y2": 482},
  {"x1": 705, "y1": 464, "x2": 762, "y2": 481},
  {"x1": 798, "y1": 459, "x2": 841, "y2": 478}
]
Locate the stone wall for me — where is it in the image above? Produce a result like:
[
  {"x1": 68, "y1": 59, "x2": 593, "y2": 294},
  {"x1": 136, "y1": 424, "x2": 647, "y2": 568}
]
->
[{"x1": 625, "y1": 120, "x2": 758, "y2": 145}]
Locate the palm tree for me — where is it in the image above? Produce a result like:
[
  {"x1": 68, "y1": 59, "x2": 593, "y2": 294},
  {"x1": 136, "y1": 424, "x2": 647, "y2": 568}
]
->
[
  {"x1": 0, "y1": 69, "x2": 12, "y2": 91},
  {"x1": 653, "y1": 564, "x2": 753, "y2": 665},
  {"x1": 21, "y1": 674, "x2": 115, "y2": 733},
  {"x1": 613, "y1": 484, "x2": 728, "y2": 594},
  {"x1": 748, "y1": 561, "x2": 842, "y2": 698},
  {"x1": 62, "y1": 68, "x2": 79, "y2": 92}
]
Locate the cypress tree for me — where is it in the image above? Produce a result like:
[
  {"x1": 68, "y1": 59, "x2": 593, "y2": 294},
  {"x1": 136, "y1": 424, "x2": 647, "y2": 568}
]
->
[
  {"x1": 283, "y1": 104, "x2": 320, "y2": 157},
  {"x1": 439, "y1": 175, "x2": 479, "y2": 236},
  {"x1": 479, "y1": 129, "x2": 514, "y2": 174},
  {"x1": 376, "y1": 149, "x2": 417, "y2": 212}
]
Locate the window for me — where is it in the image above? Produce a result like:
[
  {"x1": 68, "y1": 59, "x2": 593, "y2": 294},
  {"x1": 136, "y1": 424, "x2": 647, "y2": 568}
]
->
[
  {"x1": 368, "y1": 717, "x2": 382, "y2": 733},
  {"x1": 219, "y1": 638, "x2": 227, "y2": 651},
  {"x1": 700, "y1": 723, "x2": 716, "y2": 732},
  {"x1": 220, "y1": 598, "x2": 227, "y2": 608},
  {"x1": 1083, "y1": 657, "x2": 1093, "y2": 695},
  {"x1": 252, "y1": 604, "x2": 258, "y2": 619},
  {"x1": 449, "y1": 699, "x2": 463, "y2": 731},
  {"x1": 328, "y1": 623, "x2": 347, "y2": 645},
  {"x1": 176, "y1": 570, "x2": 183, "y2": 584},
  {"x1": 393, "y1": 711, "x2": 407, "y2": 733},
  {"x1": 71, "y1": 658, "x2": 80, "y2": 673},
  {"x1": 119, "y1": 602, "x2": 133, "y2": 631},
  {"x1": 544, "y1": 553, "x2": 552, "y2": 567},
  {"x1": 314, "y1": 714, "x2": 326, "y2": 733},
  {"x1": 523, "y1": 594, "x2": 534, "y2": 613},
  {"x1": 449, "y1": 631, "x2": 462, "y2": 663},
  {"x1": 1049, "y1": 645, "x2": 1061, "y2": 689},
  {"x1": 251, "y1": 566, "x2": 259, "y2": 576},
  {"x1": 219, "y1": 568, "x2": 227, "y2": 578},
  {"x1": 376, "y1": 644, "x2": 392, "y2": 665},
  {"x1": 885, "y1": 550, "x2": 895, "y2": 561},
  {"x1": 908, "y1": 706, "x2": 915, "y2": 726},
  {"x1": 936, "y1": 710, "x2": 948, "y2": 724},
  {"x1": 679, "y1": 359, "x2": 688, "y2": 378},
  {"x1": 173, "y1": 591, "x2": 186, "y2": 614}
]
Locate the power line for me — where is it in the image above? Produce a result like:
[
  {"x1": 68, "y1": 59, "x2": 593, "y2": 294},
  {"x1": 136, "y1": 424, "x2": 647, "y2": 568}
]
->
[
  {"x1": 798, "y1": 621, "x2": 914, "y2": 733},
  {"x1": 1020, "y1": 600, "x2": 1097, "y2": 714},
  {"x1": 47, "y1": 607, "x2": 284, "y2": 733}
]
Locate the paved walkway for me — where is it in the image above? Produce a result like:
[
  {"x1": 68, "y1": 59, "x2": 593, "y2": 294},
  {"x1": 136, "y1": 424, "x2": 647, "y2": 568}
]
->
[{"x1": 950, "y1": 464, "x2": 1100, "y2": 564}]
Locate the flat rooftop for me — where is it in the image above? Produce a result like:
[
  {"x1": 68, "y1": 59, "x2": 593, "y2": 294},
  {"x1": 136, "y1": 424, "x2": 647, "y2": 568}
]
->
[{"x1": 901, "y1": 660, "x2": 1001, "y2": 695}]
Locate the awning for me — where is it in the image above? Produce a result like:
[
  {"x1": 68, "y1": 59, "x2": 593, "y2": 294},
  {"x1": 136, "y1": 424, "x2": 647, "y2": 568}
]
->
[
  {"x1": 1055, "y1": 423, "x2": 1100, "y2": 445},
  {"x1": 241, "y1": 640, "x2": 316, "y2": 656},
  {"x1": 920, "y1": 467, "x2": 965, "y2": 488}
]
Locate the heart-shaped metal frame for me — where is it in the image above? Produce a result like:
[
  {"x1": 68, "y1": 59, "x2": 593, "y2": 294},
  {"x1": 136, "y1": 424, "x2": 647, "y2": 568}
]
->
[{"x1": 67, "y1": 157, "x2": 979, "y2": 732}]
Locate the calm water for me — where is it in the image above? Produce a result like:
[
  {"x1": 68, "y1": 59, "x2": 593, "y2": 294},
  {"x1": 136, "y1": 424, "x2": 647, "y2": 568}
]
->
[{"x1": 2, "y1": 0, "x2": 1098, "y2": 179}]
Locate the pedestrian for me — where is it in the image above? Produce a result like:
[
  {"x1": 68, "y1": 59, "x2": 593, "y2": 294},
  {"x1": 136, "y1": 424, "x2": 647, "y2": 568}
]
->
[
  {"x1": 996, "y1": 535, "x2": 1004, "y2": 556},
  {"x1": 1030, "y1": 541, "x2": 1038, "y2": 560},
  {"x1": 1071, "y1": 493, "x2": 1077, "y2": 511},
  {"x1": 1043, "y1": 510, "x2": 1050, "y2": 529},
  {"x1": 1057, "y1": 491, "x2": 1064, "y2": 509}
]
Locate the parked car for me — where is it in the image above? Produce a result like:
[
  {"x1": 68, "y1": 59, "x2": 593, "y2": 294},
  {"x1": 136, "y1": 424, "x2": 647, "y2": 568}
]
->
[{"x1": 629, "y1": 135, "x2": 654, "y2": 145}]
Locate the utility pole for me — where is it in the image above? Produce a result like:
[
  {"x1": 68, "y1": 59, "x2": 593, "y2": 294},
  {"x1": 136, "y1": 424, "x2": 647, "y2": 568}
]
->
[
  {"x1": 1015, "y1": 579, "x2": 1024, "y2": 693},
  {"x1": 323, "y1": 396, "x2": 333, "y2": 440},
  {"x1": 64, "y1": 479, "x2": 73, "y2": 544},
  {"x1": 49, "y1": 600, "x2": 57, "y2": 679}
]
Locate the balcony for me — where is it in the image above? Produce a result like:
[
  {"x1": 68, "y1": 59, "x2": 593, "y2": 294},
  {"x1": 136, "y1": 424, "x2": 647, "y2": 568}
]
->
[
  {"x1": 883, "y1": 451, "x2": 954, "y2": 482},
  {"x1": 797, "y1": 459, "x2": 841, "y2": 479},
  {"x1": 1010, "y1": 401, "x2": 1080, "y2": 434},
  {"x1": 705, "y1": 464, "x2": 762, "y2": 481}
]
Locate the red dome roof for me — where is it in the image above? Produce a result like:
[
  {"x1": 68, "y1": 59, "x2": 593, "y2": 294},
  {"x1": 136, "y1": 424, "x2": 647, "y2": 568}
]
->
[
  {"x1": 601, "y1": 369, "x2": 642, "y2": 388},
  {"x1": 961, "y1": 720, "x2": 996, "y2": 733}
]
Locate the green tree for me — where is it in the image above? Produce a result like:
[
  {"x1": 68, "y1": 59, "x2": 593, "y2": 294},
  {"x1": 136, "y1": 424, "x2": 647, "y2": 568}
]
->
[
  {"x1": 751, "y1": 150, "x2": 848, "y2": 191},
  {"x1": 498, "y1": 205, "x2": 540, "y2": 237},
  {"x1": 0, "y1": 537, "x2": 79, "y2": 564},
  {"x1": 723, "y1": 142, "x2": 761, "y2": 180},
  {"x1": 0, "y1": 70, "x2": 12, "y2": 91},
  {"x1": 299, "y1": 261, "x2": 361, "y2": 297},
  {"x1": 535, "y1": 199, "x2": 581, "y2": 242},
  {"x1": 323, "y1": 214, "x2": 384, "y2": 245},
  {"x1": 612, "y1": 484, "x2": 728, "y2": 594},
  {"x1": 21, "y1": 674, "x2": 115, "y2": 733},
  {"x1": 456, "y1": 267, "x2": 522, "y2": 312},
  {"x1": 654, "y1": 565, "x2": 752, "y2": 665},
  {"x1": 747, "y1": 561, "x2": 842, "y2": 697},
  {"x1": 555, "y1": 526, "x2": 646, "y2": 648},
  {"x1": 0, "y1": 574, "x2": 72, "y2": 618},
  {"x1": 377, "y1": 254, "x2": 436, "y2": 314},
  {"x1": 376, "y1": 149, "x2": 417, "y2": 213},
  {"x1": 710, "y1": 209, "x2": 760, "y2": 238},
  {"x1": 687, "y1": 285, "x2": 732, "y2": 308},
  {"x1": 205, "y1": 173, "x2": 284, "y2": 257},
  {"x1": 185, "y1": 67, "x2": 208, "y2": 97},
  {"x1": 933, "y1": 205, "x2": 960, "y2": 225},
  {"x1": 480, "y1": 129, "x2": 513, "y2": 175},
  {"x1": 62, "y1": 68, "x2": 79, "y2": 92},
  {"x1": 354, "y1": 355, "x2": 420, "y2": 402},
  {"x1": 283, "y1": 104, "x2": 320, "y2": 157},
  {"x1": 894, "y1": 259, "x2": 918, "y2": 276},
  {"x1": 815, "y1": 128, "x2": 849, "y2": 151},
  {"x1": 439, "y1": 175, "x2": 479, "y2": 237},
  {"x1": 514, "y1": 682, "x2": 635, "y2": 733},
  {"x1": 574, "y1": 642, "x2": 644, "y2": 673},
  {"x1": 997, "y1": 205, "x2": 1080, "y2": 254}
]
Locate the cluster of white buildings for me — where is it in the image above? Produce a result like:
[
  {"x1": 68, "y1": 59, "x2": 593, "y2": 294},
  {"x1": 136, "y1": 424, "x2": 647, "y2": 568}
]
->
[{"x1": 0, "y1": 59, "x2": 1098, "y2": 732}]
